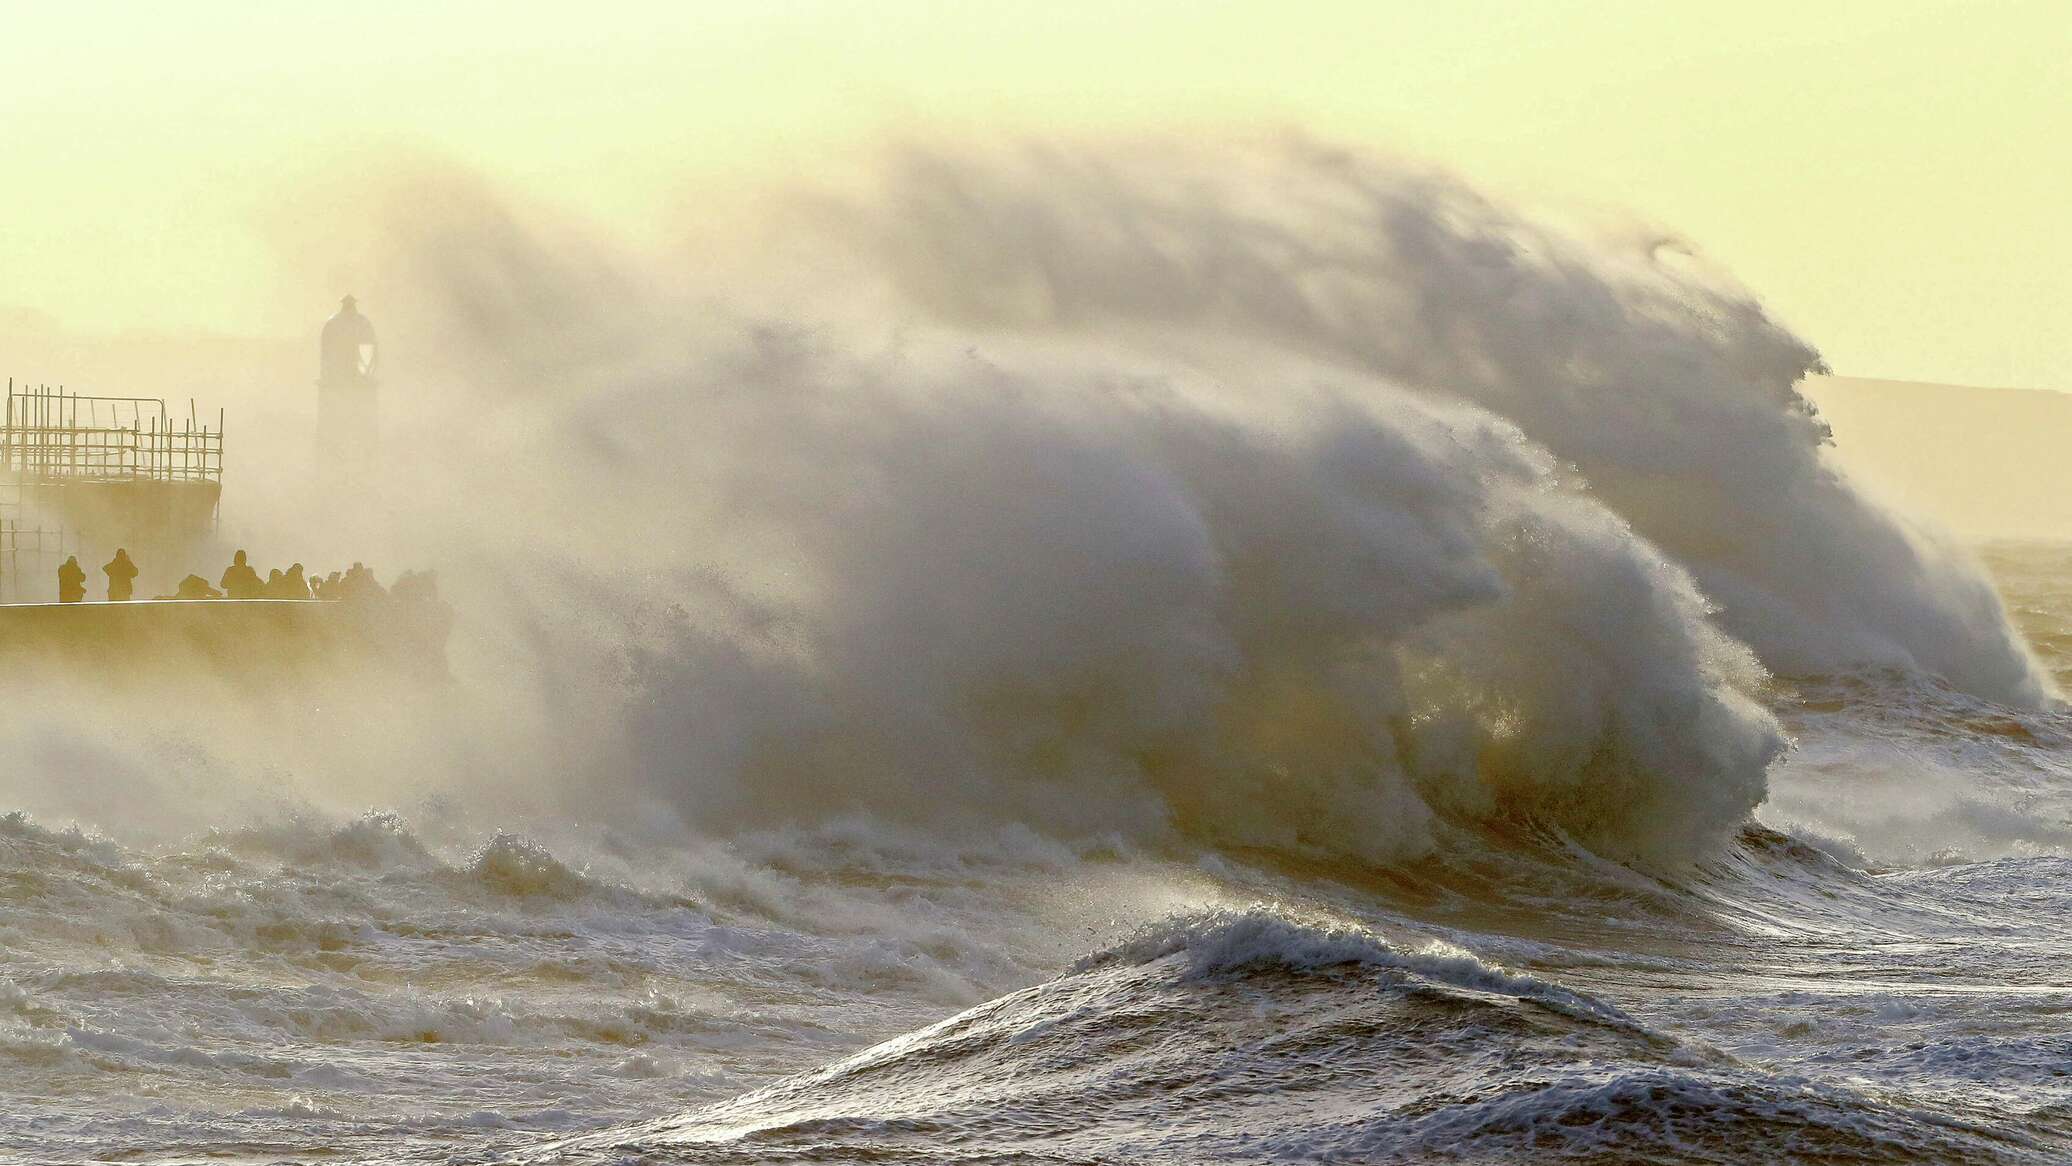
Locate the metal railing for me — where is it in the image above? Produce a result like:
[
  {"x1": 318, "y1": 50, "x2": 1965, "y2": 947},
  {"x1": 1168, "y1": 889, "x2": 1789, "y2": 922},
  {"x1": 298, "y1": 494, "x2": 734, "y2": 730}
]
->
[{"x1": 2, "y1": 380, "x2": 223, "y2": 484}]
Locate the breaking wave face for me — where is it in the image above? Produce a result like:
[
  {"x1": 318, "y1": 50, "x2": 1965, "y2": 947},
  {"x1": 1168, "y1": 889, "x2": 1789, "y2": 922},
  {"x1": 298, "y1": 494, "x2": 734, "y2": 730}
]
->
[{"x1": 316, "y1": 136, "x2": 2043, "y2": 873}]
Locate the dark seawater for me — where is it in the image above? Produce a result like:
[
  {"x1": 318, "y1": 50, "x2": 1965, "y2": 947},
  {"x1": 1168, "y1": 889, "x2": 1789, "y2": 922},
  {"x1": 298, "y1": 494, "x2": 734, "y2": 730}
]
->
[{"x1": 1, "y1": 545, "x2": 2069, "y2": 1164}]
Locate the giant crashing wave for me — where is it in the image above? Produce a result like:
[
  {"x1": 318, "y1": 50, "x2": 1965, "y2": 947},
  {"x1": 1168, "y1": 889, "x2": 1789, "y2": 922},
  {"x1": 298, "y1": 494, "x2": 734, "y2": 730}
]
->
[
  {"x1": 356, "y1": 137, "x2": 2049, "y2": 877},
  {"x1": 1, "y1": 136, "x2": 2063, "y2": 1166}
]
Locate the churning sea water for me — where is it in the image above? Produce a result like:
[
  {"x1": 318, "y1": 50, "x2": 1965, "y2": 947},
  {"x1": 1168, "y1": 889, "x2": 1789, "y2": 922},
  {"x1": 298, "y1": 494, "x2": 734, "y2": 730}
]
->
[{"x1": 4, "y1": 142, "x2": 2067, "y2": 1164}]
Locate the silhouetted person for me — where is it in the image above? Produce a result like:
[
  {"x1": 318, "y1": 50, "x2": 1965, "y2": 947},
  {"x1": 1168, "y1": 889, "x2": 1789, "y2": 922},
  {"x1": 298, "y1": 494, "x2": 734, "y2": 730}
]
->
[
  {"x1": 263, "y1": 568, "x2": 286, "y2": 598},
  {"x1": 173, "y1": 574, "x2": 222, "y2": 600},
  {"x1": 321, "y1": 570, "x2": 343, "y2": 600},
  {"x1": 220, "y1": 549, "x2": 263, "y2": 599},
  {"x1": 103, "y1": 549, "x2": 138, "y2": 602},
  {"x1": 335, "y1": 561, "x2": 387, "y2": 603},
  {"x1": 283, "y1": 562, "x2": 312, "y2": 600},
  {"x1": 56, "y1": 556, "x2": 85, "y2": 603}
]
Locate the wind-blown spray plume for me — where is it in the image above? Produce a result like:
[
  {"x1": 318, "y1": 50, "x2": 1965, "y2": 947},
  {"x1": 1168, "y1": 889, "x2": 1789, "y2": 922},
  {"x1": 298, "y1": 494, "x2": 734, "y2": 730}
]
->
[
  {"x1": 353, "y1": 140, "x2": 1962, "y2": 867},
  {"x1": 853, "y1": 142, "x2": 2046, "y2": 707},
  {"x1": 6, "y1": 140, "x2": 2038, "y2": 871},
  {"x1": 5, "y1": 137, "x2": 2068, "y2": 1166}
]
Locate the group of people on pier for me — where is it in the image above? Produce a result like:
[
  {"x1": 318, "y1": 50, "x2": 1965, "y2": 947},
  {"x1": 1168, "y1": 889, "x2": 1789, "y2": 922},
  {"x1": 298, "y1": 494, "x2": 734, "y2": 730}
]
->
[{"x1": 55, "y1": 549, "x2": 429, "y2": 605}]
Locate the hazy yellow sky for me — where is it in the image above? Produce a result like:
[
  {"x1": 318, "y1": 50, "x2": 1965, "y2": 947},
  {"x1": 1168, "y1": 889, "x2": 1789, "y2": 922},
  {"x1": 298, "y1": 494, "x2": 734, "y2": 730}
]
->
[{"x1": 2, "y1": 1, "x2": 2065, "y2": 389}]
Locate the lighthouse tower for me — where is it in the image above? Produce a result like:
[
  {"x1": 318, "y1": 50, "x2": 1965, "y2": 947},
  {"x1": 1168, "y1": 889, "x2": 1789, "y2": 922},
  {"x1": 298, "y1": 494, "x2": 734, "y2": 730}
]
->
[{"x1": 316, "y1": 295, "x2": 379, "y2": 479}]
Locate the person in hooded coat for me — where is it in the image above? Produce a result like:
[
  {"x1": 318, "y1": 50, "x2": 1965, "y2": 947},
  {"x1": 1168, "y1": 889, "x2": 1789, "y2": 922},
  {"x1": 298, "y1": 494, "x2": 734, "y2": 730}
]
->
[
  {"x1": 220, "y1": 549, "x2": 264, "y2": 599},
  {"x1": 172, "y1": 574, "x2": 223, "y2": 600},
  {"x1": 103, "y1": 549, "x2": 138, "y2": 602},
  {"x1": 57, "y1": 555, "x2": 86, "y2": 603}
]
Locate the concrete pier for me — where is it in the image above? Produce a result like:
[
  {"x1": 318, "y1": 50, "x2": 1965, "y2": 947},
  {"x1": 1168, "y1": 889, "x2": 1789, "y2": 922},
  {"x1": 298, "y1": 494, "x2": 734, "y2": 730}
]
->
[{"x1": 0, "y1": 598, "x2": 449, "y2": 682}]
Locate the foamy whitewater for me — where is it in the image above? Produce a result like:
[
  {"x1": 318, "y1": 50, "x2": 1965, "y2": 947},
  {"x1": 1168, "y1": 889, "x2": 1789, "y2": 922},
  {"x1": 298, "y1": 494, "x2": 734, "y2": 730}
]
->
[{"x1": 4, "y1": 141, "x2": 2070, "y2": 1164}]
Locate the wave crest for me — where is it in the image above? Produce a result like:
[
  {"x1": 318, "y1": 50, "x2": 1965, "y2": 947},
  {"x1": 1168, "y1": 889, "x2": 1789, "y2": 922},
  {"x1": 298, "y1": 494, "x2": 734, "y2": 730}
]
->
[{"x1": 172, "y1": 136, "x2": 2046, "y2": 872}]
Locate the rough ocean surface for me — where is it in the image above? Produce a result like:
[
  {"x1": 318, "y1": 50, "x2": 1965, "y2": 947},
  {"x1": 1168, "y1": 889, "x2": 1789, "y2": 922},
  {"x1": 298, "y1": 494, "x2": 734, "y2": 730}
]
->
[
  {"x1": 3, "y1": 142, "x2": 2069, "y2": 1164},
  {"x1": 11, "y1": 598, "x2": 2072, "y2": 1166}
]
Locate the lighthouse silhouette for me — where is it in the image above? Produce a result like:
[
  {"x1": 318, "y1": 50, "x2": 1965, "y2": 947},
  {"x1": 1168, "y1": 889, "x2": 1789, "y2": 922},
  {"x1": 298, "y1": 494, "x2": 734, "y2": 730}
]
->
[{"x1": 316, "y1": 294, "x2": 379, "y2": 482}]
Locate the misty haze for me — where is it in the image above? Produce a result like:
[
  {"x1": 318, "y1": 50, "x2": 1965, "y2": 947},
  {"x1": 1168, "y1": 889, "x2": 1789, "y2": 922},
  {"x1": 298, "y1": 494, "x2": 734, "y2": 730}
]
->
[{"x1": 2, "y1": 6, "x2": 2069, "y2": 1165}]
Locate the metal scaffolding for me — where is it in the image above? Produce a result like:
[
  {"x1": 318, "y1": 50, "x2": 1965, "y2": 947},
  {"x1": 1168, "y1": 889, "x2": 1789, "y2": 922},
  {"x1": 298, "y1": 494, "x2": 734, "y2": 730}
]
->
[
  {"x1": 3, "y1": 380, "x2": 223, "y2": 483},
  {"x1": 1, "y1": 379, "x2": 225, "y2": 602}
]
